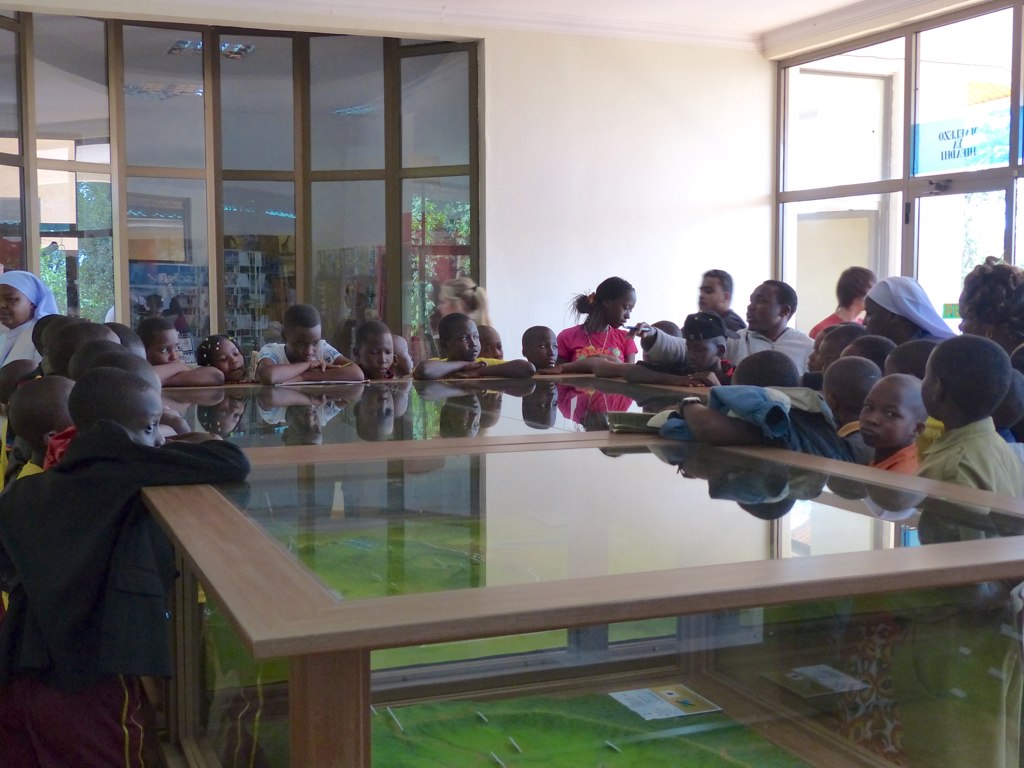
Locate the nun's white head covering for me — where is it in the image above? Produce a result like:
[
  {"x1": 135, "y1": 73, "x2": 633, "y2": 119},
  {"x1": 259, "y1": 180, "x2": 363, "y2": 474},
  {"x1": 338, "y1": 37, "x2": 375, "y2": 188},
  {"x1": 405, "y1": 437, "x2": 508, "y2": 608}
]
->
[
  {"x1": 867, "y1": 276, "x2": 955, "y2": 340},
  {"x1": 0, "y1": 271, "x2": 60, "y2": 321}
]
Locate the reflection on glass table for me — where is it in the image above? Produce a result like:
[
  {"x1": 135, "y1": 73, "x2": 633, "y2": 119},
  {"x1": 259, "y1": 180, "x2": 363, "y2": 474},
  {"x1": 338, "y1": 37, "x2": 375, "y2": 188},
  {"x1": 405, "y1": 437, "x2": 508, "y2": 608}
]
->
[{"x1": 160, "y1": 377, "x2": 683, "y2": 446}]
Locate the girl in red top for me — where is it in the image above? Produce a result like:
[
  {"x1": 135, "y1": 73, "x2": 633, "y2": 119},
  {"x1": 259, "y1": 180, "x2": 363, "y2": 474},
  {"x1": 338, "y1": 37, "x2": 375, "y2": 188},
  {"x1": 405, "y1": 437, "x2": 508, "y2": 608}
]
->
[{"x1": 556, "y1": 276, "x2": 638, "y2": 364}]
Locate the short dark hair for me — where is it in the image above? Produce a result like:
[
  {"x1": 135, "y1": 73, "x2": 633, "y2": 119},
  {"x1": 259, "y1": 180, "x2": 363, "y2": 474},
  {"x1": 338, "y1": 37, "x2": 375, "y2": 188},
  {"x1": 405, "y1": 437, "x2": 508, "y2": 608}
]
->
[
  {"x1": 67, "y1": 339, "x2": 127, "y2": 381},
  {"x1": 136, "y1": 316, "x2": 175, "y2": 346},
  {"x1": 841, "y1": 334, "x2": 896, "y2": 372},
  {"x1": 522, "y1": 325, "x2": 556, "y2": 346},
  {"x1": 836, "y1": 267, "x2": 877, "y2": 309},
  {"x1": 823, "y1": 356, "x2": 881, "y2": 416},
  {"x1": 47, "y1": 322, "x2": 117, "y2": 377},
  {"x1": 438, "y1": 312, "x2": 473, "y2": 344},
  {"x1": 994, "y1": 369, "x2": 1024, "y2": 431},
  {"x1": 354, "y1": 320, "x2": 392, "y2": 349},
  {"x1": 733, "y1": 350, "x2": 800, "y2": 388},
  {"x1": 885, "y1": 338, "x2": 938, "y2": 379},
  {"x1": 32, "y1": 313, "x2": 69, "y2": 354},
  {"x1": 703, "y1": 270, "x2": 734, "y2": 295},
  {"x1": 282, "y1": 303, "x2": 321, "y2": 330},
  {"x1": 763, "y1": 280, "x2": 798, "y2": 316},
  {"x1": 104, "y1": 322, "x2": 145, "y2": 355},
  {"x1": 69, "y1": 367, "x2": 158, "y2": 431},
  {"x1": 820, "y1": 322, "x2": 867, "y2": 353},
  {"x1": 929, "y1": 335, "x2": 1011, "y2": 422}
]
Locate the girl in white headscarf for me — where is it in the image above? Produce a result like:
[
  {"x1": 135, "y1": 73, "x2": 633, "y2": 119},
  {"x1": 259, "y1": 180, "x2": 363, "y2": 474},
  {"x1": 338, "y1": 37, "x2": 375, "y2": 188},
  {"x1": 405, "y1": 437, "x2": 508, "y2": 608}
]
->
[{"x1": 0, "y1": 271, "x2": 60, "y2": 367}]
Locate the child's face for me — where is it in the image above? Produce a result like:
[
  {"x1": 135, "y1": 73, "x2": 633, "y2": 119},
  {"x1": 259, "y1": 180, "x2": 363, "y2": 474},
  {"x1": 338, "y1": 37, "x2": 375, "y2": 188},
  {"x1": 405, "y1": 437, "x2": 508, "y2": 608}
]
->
[
  {"x1": 147, "y1": 329, "x2": 181, "y2": 365},
  {"x1": 523, "y1": 330, "x2": 558, "y2": 369},
  {"x1": 124, "y1": 388, "x2": 166, "y2": 448},
  {"x1": 698, "y1": 277, "x2": 730, "y2": 316},
  {"x1": 685, "y1": 338, "x2": 724, "y2": 372},
  {"x1": 445, "y1": 319, "x2": 480, "y2": 362},
  {"x1": 209, "y1": 339, "x2": 246, "y2": 381},
  {"x1": 356, "y1": 387, "x2": 395, "y2": 440},
  {"x1": 860, "y1": 378, "x2": 925, "y2": 450},
  {"x1": 356, "y1": 332, "x2": 395, "y2": 379},
  {"x1": 284, "y1": 324, "x2": 322, "y2": 363},
  {"x1": 478, "y1": 329, "x2": 503, "y2": 360},
  {"x1": 601, "y1": 290, "x2": 636, "y2": 328},
  {"x1": 522, "y1": 382, "x2": 558, "y2": 428}
]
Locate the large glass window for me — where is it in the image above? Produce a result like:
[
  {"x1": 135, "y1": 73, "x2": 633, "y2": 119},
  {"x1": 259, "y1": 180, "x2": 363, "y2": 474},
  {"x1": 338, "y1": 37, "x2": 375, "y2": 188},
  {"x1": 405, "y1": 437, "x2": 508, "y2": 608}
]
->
[
  {"x1": 126, "y1": 177, "x2": 210, "y2": 341},
  {"x1": 220, "y1": 34, "x2": 292, "y2": 172},
  {"x1": 38, "y1": 170, "x2": 113, "y2": 320},
  {"x1": 403, "y1": 175, "x2": 470, "y2": 358},
  {"x1": 402, "y1": 51, "x2": 470, "y2": 168},
  {"x1": 310, "y1": 36, "x2": 385, "y2": 171},
  {"x1": 914, "y1": 9, "x2": 1013, "y2": 176},
  {"x1": 780, "y1": 5, "x2": 1023, "y2": 299},
  {"x1": 780, "y1": 193, "x2": 900, "y2": 333},
  {"x1": 311, "y1": 180, "x2": 385, "y2": 353},
  {"x1": 222, "y1": 180, "x2": 296, "y2": 355},
  {"x1": 0, "y1": 163, "x2": 21, "y2": 269},
  {"x1": 123, "y1": 26, "x2": 206, "y2": 169},
  {"x1": 784, "y1": 38, "x2": 904, "y2": 190},
  {"x1": 33, "y1": 15, "x2": 109, "y2": 162},
  {"x1": 0, "y1": 26, "x2": 19, "y2": 156}
]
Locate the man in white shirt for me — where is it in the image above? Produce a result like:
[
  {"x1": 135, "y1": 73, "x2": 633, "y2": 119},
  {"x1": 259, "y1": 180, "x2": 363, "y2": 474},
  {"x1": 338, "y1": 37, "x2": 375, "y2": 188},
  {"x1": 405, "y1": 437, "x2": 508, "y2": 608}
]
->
[{"x1": 639, "y1": 279, "x2": 814, "y2": 373}]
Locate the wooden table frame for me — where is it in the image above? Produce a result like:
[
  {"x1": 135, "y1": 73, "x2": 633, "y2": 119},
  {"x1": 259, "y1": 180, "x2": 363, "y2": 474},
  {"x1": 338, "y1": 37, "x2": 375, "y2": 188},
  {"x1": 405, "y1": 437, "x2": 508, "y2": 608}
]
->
[{"x1": 144, "y1": 435, "x2": 1024, "y2": 766}]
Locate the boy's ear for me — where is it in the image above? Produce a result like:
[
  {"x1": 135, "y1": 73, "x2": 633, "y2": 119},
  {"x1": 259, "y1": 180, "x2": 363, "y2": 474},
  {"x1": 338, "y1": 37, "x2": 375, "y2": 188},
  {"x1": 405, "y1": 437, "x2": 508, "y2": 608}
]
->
[
  {"x1": 715, "y1": 342, "x2": 727, "y2": 358},
  {"x1": 911, "y1": 419, "x2": 927, "y2": 438},
  {"x1": 41, "y1": 429, "x2": 58, "y2": 447}
]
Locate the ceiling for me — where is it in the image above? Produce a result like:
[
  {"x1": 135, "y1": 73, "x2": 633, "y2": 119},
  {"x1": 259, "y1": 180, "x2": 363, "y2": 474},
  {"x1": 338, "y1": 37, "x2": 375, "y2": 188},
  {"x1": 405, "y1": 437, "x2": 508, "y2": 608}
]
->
[{"x1": 225, "y1": 0, "x2": 977, "y2": 52}]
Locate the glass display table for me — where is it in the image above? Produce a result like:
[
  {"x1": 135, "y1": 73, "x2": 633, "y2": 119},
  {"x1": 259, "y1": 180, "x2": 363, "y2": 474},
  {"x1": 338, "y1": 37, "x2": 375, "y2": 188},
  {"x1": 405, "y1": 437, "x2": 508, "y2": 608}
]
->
[{"x1": 141, "y1": 407, "x2": 1024, "y2": 767}]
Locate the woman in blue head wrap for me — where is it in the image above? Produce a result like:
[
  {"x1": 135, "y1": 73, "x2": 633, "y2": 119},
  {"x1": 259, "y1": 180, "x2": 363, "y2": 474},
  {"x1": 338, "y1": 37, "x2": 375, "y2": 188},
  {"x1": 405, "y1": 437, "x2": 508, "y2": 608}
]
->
[{"x1": 0, "y1": 271, "x2": 59, "y2": 367}]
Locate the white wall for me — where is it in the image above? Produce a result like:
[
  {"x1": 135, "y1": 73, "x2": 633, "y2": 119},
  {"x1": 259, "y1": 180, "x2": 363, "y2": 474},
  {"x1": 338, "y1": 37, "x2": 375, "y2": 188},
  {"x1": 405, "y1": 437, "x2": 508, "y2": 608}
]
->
[{"x1": 480, "y1": 32, "x2": 775, "y2": 351}]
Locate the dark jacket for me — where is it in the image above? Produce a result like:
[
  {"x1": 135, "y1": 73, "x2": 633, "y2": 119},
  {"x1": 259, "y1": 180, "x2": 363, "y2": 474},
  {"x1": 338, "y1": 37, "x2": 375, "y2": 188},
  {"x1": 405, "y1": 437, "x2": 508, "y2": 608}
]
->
[{"x1": 0, "y1": 421, "x2": 250, "y2": 691}]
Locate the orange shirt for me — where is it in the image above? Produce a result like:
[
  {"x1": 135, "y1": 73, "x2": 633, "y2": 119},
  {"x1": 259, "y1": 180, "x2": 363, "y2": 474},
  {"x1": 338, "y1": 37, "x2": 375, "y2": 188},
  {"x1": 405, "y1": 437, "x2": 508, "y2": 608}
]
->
[{"x1": 869, "y1": 443, "x2": 918, "y2": 474}]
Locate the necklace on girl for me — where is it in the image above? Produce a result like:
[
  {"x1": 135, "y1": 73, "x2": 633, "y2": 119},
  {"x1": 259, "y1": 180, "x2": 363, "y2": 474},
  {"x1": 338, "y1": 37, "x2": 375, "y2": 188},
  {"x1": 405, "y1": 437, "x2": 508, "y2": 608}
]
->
[{"x1": 584, "y1": 325, "x2": 612, "y2": 356}]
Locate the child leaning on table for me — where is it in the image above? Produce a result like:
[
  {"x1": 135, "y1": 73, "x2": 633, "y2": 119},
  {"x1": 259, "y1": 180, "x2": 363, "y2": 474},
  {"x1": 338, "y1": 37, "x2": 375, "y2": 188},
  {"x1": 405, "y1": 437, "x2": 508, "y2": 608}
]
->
[
  {"x1": 413, "y1": 313, "x2": 534, "y2": 380},
  {"x1": 0, "y1": 366, "x2": 250, "y2": 767},
  {"x1": 255, "y1": 303, "x2": 364, "y2": 385}
]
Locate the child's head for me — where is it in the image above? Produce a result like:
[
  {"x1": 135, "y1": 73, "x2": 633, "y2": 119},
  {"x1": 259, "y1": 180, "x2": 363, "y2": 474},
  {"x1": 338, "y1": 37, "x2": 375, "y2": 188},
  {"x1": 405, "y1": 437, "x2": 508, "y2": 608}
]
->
[
  {"x1": 282, "y1": 304, "x2": 323, "y2": 364},
  {"x1": 44, "y1": 321, "x2": 119, "y2": 377},
  {"x1": 355, "y1": 385, "x2": 396, "y2": 441},
  {"x1": 9, "y1": 375, "x2": 74, "y2": 455},
  {"x1": 137, "y1": 316, "x2": 180, "y2": 365},
  {"x1": 438, "y1": 313, "x2": 479, "y2": 362},
  {"x1": 0, "y1": 358, "x2": 40, "y2": 409},
  {"x1": 477, "y1": 325, "x2": 503, "y2": 360},
  {"x1": 815, "y1": 323, "x2": 867, "y2": 372},
  {"x1": 104, "y1": 322, "x2": 146, "y2": 358},
  {"x1": 522, "y1": 326, "x2": 558, "y2": 370},
  {"x1": 884, "y1": 338, "x2": 938, "y2": 378},
  {"x1": 439, "y1": 394, "x2": 482, "y2": 438},
  {"x1": 85, "y1": 349, "x2": 162, "y2": 392},
  {"x1": 67, "y1": 339, "x2": 128, "y2": 381},
  {"x1": 197, "y1": 394, "x2": 247, "y2": 438},
  {"x1": 69, "y1": 367, "x2": 164, "y2": 447},
  {"x1": 822, "y1": 355, "x2": 881, "y2": 425},
  {"x1": 732, "y1": 350, "x2": 800, "y2": 388},
  {"x1": 652, "y1": 320, "x2": 682, "y2": 338},
  {"x1": 571, "y1": 276, "x2": 635, "y2": 328},
  {"x1": 283, "y1": 404, "x2": 323, "y2": 446},
  {"x1": 840, "y1": 334, "x2": 896, "y2": 372},
  {"x1": 32, "y1": 313, "x2": 69, "y2": 356},
  {"x1": 522, "y1": 381, "x2": 558, "y2": 429},
  {"x1": 993, "y1": 369, "x2": 1024, "y2": 431},
  {"x1": 197, "y1": 334, "x2": 246, "y2": 382},
  {"x1": 681, "y1": 312, "x2": 729, "y2": 372},
  {"x1": 922, "y1": 335, "x2": 1011, "y2": 424},
  {"x1": 859, "y1": 374, "x2": 927, "y2": 453},
  {"x1": 353, "y1": 320, "x2": 395, "y2": 380}
]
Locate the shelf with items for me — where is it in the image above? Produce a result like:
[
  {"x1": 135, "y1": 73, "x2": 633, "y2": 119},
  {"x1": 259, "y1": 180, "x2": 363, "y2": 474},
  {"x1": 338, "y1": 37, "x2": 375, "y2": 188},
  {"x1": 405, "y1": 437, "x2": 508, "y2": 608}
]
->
[{"x1": 223, "y1": 249, "x2": 269, "y2": 356}]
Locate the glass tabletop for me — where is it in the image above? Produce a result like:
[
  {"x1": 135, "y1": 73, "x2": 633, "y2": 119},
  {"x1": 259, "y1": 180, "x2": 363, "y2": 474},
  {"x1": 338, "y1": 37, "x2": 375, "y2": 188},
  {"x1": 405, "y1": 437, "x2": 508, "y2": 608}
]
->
[
  {"x1": 212, "y1": 441, "x2": 1024, "y2": 603},
  {"x1": 162, "y1": 377, "x2": 680, "y2": 447}
]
